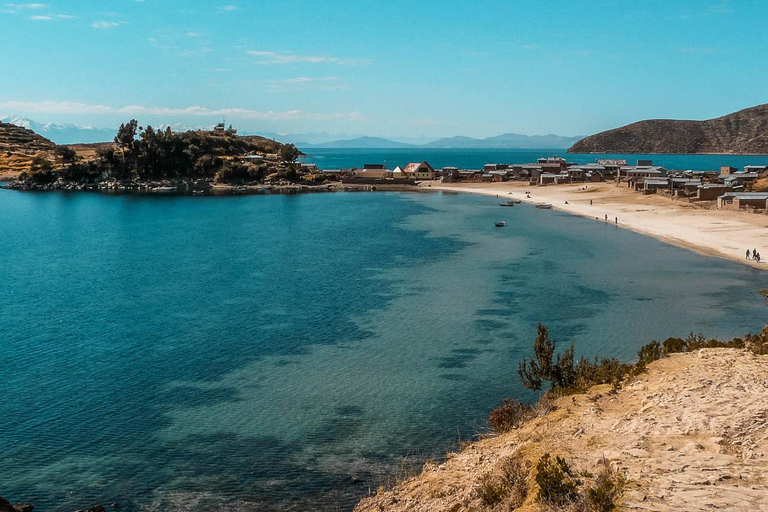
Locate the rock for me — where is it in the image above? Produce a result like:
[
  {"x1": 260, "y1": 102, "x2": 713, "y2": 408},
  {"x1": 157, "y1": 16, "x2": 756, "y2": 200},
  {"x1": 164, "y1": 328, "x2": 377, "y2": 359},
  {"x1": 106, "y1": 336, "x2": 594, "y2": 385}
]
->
[
  {"x1": 0, "y1": 497, "x2": 15, "y2": 512},
  {"x1": 0, "y1": 498, "x2": 33, "y2": 512}
]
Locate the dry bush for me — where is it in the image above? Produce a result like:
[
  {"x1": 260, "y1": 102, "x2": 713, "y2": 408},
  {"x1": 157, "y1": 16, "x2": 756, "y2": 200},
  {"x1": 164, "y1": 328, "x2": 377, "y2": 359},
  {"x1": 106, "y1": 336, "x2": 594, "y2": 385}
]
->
[
  {"x1": 489, "y1": 398, "x2": 533, "y2": 433},
  {"x1": 476, "y1": 456, "x2": 530, "y2": 509}
]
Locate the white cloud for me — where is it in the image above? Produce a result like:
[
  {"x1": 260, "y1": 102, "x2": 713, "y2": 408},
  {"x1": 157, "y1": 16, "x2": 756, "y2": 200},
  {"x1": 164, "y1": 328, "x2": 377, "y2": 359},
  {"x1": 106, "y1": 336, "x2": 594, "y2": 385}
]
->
[
  {"x1": 248, "y1": 50, "x2": 367, "y2": 66},
  {"x1": 4, "y1": 3, "x2": 46, "y2": 10},
  {"x1": 0, "y1": 100, "x2": 364, "y2": 121},
  {"x1": 92, "y1": 20, "x2": 120, "y2": 29},
  {"x1": 263, "y1": 76, "x2": 349, "y2": 92},
  {"x1": 29, "y1": 12, "x2": 74, "y2": 20}
]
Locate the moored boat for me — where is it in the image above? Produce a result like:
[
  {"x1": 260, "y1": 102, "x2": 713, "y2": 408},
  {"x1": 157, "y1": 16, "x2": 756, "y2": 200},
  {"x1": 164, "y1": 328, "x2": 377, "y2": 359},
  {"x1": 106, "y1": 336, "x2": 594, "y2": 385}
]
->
[
  {"x1": 495, "y1": 221, "x2": 506, "y2": 227},
  {"x1": 534, "y1": 203, "x2": 553, "y2": 209}
]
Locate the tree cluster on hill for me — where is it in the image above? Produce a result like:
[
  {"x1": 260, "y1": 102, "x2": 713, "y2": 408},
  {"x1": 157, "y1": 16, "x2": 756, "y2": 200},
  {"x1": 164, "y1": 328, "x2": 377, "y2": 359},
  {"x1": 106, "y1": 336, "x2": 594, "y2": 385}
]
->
[{"x1": 18, "y1": 119, "x2": 299, "y2": 185}]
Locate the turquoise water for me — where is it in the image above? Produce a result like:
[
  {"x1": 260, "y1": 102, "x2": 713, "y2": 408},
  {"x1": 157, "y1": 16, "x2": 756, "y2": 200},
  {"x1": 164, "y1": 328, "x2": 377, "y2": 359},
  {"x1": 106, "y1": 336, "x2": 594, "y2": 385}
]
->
[
  {"x1": 300, "y1": 148, "x2": 768, "y2": 171},
  {"x1": 2, "y1": 188, "x2": 768, "y2": 511}
]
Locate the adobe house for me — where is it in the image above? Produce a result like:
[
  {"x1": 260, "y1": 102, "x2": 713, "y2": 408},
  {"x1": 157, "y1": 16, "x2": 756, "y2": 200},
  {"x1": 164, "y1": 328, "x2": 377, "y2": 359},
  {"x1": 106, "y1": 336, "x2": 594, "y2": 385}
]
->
[
  {"x1": 697, "y1": 184, "x2": 733, "y2": 201},
  {"x1": 717, "y1": 192, "x2": 768, "y2": 210},
  {"x1": 403, "y1": 161, "x2": 437, "y2": 180}
]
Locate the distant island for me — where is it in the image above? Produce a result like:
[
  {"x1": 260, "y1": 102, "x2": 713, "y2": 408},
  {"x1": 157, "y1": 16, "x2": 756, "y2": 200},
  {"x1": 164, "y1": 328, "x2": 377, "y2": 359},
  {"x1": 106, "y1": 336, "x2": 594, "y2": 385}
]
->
[{"x1": 569, "y1": 104, "x2": 768, "y2": 154}]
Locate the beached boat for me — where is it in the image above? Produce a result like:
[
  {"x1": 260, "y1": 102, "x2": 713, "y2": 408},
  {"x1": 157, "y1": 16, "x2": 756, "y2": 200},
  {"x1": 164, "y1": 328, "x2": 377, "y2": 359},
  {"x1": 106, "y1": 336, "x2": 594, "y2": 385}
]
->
[
  {"x1": 495, "y1": 221, "x2": 506, "y2": 227},
  {"x1": 499, "y1": 201, "x2": 517, "y2": 207},
  {"x1": 155, "y1": 186, "x2": 177, "y2": 193},
  {"x1": 534, "y1": 203, "x2": 553, "y2": 209}
]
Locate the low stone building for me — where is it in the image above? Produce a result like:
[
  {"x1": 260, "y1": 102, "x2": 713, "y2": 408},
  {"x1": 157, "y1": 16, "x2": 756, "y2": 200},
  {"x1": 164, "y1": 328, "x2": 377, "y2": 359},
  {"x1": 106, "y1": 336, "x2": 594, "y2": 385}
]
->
[{"x1": 717, "y1": 192, "x2": 768, "y2": 210}]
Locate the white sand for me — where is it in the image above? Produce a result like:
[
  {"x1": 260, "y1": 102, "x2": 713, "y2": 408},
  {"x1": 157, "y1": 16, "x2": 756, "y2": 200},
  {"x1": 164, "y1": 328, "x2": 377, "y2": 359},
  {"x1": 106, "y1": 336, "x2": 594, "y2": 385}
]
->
[{"x1": 424, "y1": 181, "x2": 768, "y2": 269}]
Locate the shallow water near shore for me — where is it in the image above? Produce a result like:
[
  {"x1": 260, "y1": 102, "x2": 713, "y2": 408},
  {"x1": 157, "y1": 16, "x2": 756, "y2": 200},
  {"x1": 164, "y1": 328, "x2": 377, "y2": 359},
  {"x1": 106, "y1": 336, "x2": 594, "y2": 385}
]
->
[{"x1": 2, "y1": 189, "x2": 768, "y2": 511}]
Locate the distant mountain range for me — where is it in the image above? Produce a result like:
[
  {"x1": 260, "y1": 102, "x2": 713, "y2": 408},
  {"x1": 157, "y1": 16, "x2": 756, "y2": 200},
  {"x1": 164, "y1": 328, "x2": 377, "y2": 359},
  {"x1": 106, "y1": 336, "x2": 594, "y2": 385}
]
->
[
  {"x1": 0, "y1": 116, "x2": 117, "y2": 145},
  {"x1": 298, "y1": 133, "x2": 584, "y2": 149},
  {"x1": 0, "y1": 115, "x2": 583, "y2": 149},
  {"x1": 568, "y1": 104, "x2": 768, "y2": 154}
]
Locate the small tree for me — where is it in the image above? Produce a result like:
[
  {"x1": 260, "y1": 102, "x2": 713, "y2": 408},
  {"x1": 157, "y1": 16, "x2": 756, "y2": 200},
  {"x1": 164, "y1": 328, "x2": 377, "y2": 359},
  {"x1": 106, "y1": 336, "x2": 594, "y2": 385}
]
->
[
  {"x1": 30, "y1": 154, "x2": 53, "y2": 172},
  {"x1": 279, "y1": 143, "x2": 300, "y2": 163},
  {"x1": 56, "y1": 146, "x2": 77, "y2": 165},
  {"x1": 518, "y1": 324, "x2": 577, "y2": 391},
  {"x1": 115, "y1": 119, "x2": 139, "y2": 147}
]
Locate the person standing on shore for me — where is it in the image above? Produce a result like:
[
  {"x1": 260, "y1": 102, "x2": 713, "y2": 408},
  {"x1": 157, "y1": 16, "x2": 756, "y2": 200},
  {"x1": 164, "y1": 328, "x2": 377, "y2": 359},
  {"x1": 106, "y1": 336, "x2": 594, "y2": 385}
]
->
[
  {"x1": 747, "y1": 249, "x2": 752, "y2": 260},
  {"x1": 605, "y1": 214, "x2": 608, "y2": 221},
  {"x1": 615, "y1": 217, "x2": 618, "y2": 224},
  {"x1": 590, "y1": 199, "x2": 593, "y2": 205}
]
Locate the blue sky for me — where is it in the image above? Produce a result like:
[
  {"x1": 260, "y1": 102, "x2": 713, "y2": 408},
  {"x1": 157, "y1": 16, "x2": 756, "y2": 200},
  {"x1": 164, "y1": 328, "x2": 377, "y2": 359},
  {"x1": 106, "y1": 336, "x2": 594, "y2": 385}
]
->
[{"x1": 1, "y1": 0, "x2": 766, "y2": 138}]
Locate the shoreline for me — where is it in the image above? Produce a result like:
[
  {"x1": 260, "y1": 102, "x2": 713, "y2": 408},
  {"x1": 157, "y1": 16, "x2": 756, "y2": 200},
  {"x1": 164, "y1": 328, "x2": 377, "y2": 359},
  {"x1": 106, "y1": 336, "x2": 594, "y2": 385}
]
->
[{"x1": 423, "y1": 181, "x2": 768, "y2": 270}]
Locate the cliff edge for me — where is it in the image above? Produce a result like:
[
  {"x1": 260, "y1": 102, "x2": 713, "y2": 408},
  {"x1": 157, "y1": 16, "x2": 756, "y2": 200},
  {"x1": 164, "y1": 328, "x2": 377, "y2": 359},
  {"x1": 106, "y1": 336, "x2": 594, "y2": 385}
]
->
[{"x1": 356, "y1": 349, "x2": 768, "y2": 511}]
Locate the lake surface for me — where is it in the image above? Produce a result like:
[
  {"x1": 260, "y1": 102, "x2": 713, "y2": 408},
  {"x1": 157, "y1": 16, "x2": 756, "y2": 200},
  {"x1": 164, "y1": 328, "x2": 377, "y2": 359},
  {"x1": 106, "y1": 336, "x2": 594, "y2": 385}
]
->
[
  {"x1": 2, "y1": 188, "x2": 767, "y2": 512},
  {"x1": 299, "y1": 148, "x2": 768, "y2": 171}
]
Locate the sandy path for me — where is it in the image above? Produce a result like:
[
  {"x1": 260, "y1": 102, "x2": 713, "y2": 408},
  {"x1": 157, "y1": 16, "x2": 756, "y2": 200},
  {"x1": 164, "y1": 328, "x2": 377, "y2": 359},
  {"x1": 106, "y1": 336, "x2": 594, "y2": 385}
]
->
[
  {"x1": 355, "y1": 349, "x2": 768, "y2": 512},
  {"x1": 424, "y1": 181, "x2": 768, "y2": 270}
]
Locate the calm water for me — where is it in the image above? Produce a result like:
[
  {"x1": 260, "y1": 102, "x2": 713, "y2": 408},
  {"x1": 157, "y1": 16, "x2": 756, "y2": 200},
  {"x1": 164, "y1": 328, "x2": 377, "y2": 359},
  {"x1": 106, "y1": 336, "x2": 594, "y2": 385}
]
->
[
  {"x1": 299, "y1": 148, "x2": 768, "y2": 171},
  {"x1": 2, "y1": 188, "x2": 768, "y2": 512}
]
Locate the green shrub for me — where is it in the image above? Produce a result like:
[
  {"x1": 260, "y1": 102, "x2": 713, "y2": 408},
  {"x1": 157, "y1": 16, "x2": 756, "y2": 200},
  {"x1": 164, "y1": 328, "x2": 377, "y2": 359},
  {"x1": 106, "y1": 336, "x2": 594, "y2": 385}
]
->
[
  {"x1": 535, "y1": 453, "x2": 580, "y2": 507},
  {"x1": 586, "y1": 465, "x2": 624, "y2": 512}
]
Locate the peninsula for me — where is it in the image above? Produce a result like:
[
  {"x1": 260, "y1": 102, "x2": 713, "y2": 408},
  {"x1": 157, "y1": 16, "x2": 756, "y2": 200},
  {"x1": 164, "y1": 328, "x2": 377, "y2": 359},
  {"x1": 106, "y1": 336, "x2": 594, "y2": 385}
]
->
[
  {"x1": 1, "y1": 120, "x2": 326, "y2": 193},
  {"x1": 568, "y1": 104, "x2": 768, "y2": 154}
]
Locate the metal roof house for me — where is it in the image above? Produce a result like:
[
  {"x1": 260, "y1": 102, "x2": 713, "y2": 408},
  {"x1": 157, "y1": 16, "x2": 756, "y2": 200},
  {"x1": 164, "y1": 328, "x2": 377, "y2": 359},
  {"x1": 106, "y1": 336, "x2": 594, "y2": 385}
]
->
[{"x1": 717, "y1": 192, "x2": 768, "y2": 210}]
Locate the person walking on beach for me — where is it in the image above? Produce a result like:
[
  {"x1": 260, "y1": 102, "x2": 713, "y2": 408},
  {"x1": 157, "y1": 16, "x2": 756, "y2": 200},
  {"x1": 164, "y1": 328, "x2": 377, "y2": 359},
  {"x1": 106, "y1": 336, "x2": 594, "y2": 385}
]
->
[
  {"x1": 615, "y1": 217, "x2": 618, "y2": 224},
  {"x1": 747, "y1": 249, "x2": 752, "y2": 260},
  {"x1": 605, "y1": 214, "x2": 608, "y2": 221},
  {"x1": 590, "y1": 199, "x2": 593, "y2": 206},
  {"x1": 757, "y1": 252, "x2": 762, "y2": 263}
]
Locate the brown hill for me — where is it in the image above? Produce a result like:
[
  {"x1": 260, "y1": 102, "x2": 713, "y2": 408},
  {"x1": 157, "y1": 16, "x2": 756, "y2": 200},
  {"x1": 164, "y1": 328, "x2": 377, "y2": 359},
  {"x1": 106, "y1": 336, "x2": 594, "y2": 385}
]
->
[
  {"x1": 569, "y1": 104, "x2": 768, "y2": 154},
  {"x1": 0, "y1": 122, "x2": 58, "y2": 179}
]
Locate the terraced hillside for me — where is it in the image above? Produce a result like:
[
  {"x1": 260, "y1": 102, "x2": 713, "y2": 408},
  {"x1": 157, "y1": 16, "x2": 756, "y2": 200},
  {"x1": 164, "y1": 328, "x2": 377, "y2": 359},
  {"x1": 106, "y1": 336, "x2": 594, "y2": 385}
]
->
[{"x1": 0, "y1": 122, "x2": 58, "y2": 179}]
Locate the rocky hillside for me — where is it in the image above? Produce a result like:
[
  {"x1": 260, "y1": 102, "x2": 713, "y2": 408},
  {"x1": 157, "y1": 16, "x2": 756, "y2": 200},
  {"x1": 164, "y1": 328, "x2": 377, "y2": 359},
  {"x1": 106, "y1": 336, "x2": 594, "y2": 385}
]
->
[
  {"x1": 356, "y1": 348, "x2": 768, "y2": 512},
  {"x1": 0, "y1": 121, "x2": 58, "y2": 178},
  {"x1": 569, "y1": 104, "x2": 768, "y2": 154}
]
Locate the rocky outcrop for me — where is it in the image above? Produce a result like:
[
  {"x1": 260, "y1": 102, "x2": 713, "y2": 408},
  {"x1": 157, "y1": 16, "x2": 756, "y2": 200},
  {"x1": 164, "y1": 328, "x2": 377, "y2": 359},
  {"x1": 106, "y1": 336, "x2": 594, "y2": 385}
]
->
[
  {"x1": 569, "y1": 104, "x2": 768, "y2": 154},
  {"x1": 0, "y1": 497, "x2": 33, "y2": 512}
]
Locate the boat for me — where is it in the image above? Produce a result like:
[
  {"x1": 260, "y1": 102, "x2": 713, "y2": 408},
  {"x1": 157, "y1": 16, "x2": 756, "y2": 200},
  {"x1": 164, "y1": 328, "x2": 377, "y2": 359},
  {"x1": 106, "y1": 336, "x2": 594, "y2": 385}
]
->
[
  {"x1": 192, "y1": 190, "x2": 205, "y2": 195},
  {"x1": 155, "y1": 186, "x2": 177, "y2": 193},
  {"x1": 534, "y1": 203, "x2": 553, "y2": 209},
  {"x1": 499, "y1": 200, "x2": 519, "y2": 206},
  {"x1": 495, "y1": 221, "x2": 506, "y2": 227}
]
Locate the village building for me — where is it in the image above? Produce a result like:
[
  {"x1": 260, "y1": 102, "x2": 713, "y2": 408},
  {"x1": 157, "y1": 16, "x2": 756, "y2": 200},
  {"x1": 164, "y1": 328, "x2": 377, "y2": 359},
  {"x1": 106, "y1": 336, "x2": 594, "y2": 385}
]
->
[
  {"x1": 717, "y1": 192, "x2": 768, "y2": 211},
  {"x1": 640, "y1": 177, "x2": 669, "y2": 193},
  {"x1": 351, "y1": 167, "x2": 393, "y2": 179},
  {"x1": 697, "y1": 183, "x2": 733, "y2": 201},
  {"x1": 403, "y1": 161, "x2": 437, "y2": 180}
]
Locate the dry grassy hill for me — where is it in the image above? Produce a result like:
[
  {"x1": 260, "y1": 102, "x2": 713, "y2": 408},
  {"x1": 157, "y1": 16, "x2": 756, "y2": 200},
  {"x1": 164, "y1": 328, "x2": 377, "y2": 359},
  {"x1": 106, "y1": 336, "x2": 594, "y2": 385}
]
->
[
  {"x1": 357, "y1": 348, "x2": 768, "y2": 512},
  {"x1": 0, "y1": 122, "x2": 58, "y2": 179},
  {"x1": 569, "y1": 104, "x2": 768, "y2": 154}
]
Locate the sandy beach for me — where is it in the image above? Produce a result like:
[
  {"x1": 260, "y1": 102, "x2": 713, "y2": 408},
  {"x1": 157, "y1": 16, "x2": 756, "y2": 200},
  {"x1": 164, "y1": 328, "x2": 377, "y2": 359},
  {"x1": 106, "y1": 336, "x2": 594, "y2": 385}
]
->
[{"x1": 424, "y1": 181, "x2": 768, "y2": 270}]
